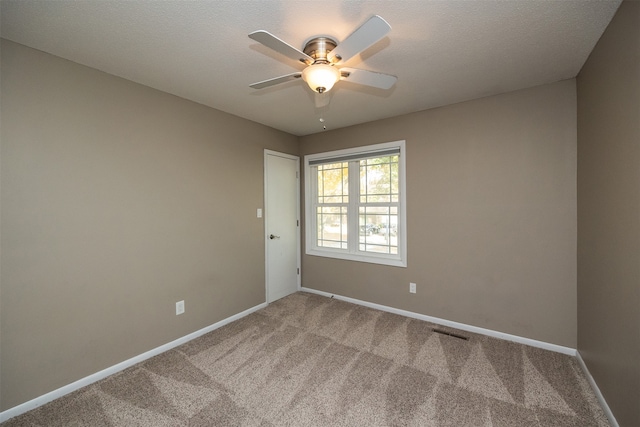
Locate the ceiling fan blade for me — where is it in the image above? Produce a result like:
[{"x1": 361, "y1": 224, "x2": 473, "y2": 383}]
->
[
  {"x1": 249, "y1": 30, "x2": 314, "y2": 65},
  {"x1": 249, "y1": 73, "x2": 302, "y2": 90},
  {"x1": 328, "y1": 15, "x2": 391, "y2": 64},
  {"x1": 340, "y1": 68, "x2": 397, "y2": 90}
]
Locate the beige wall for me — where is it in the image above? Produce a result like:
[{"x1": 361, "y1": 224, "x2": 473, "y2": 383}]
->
[
  {"x1": 0, "y1": 40, "x2": 298, "y2": 410},
  {"x1": 577, "y1": 1, "x2": 640, "y2": 425},
  {"x1": 300, "y1": 80, "x2": 578, "y2": 348}
]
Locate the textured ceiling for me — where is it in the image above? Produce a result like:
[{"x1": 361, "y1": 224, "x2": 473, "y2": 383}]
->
[{"x1": 1, "y1": 0, "x2": 621, "y2": 136}]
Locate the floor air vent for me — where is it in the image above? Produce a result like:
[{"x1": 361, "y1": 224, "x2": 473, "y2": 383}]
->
[{"x1": 432, "y1": 329, "x2": 469, "y2": 341}]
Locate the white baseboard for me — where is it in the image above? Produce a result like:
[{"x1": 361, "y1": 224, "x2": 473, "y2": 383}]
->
[
  {"x1": 0, "y1": 302, "x2": 268, "y2": 423},
  {"x1": 300, "y1": 287, "x2": 577, "y2": 356},
  {"x1": 575, "y1": 351, "x2": 619, "y2": 427}
]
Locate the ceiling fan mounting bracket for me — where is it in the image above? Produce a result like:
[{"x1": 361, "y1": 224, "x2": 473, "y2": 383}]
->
[{"x1": 303, "y1": 37, "x2": 338, "y2": 64}]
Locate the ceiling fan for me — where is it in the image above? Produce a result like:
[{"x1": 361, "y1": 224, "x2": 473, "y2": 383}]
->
[{"x1": 248, "y1": 15, "x2": 397, "y2": 95}]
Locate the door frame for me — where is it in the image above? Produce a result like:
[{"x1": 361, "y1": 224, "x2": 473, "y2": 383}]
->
[{"x1": 264, "y1": 149, "x2": 301, "y2": 303}]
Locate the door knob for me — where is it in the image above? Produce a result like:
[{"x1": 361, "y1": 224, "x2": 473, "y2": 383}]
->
[{"x1": 269, "y1": 234, "x2": 280, "y2": 240}]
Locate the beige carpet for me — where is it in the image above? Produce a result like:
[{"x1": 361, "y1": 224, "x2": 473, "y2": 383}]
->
[{"x1": 3, "y1": 292, "x2": 610, "y2": 426}]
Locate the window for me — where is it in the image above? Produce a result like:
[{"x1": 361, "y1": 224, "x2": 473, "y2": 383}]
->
[{"x1": 305, "y1": 141, "x2": 406, "y2": 267}]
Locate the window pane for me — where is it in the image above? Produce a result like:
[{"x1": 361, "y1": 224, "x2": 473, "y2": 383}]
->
[
  {"x1": 317, "y1": 162, "x2": 348, "y2": 204},
  {"x1": 359, "y1": 206, "x2": 398, "y2": 254},
  {"x1": 360, "y1": 155, "x2": 398, "y2": 203},
  {"x1": 391, "y1": 162, "x2": 399, "y2": 203},
  {"x1": 317, "y1": 206, "x2": 348, "y2": 249}
]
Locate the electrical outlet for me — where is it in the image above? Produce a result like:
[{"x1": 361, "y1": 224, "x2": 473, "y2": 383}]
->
[
  {"x1": 409, "y1": 282, "x2": 416, "y2": 294},
  {"x1": 176, "y1": 300, "x2": 185, "y2": 315}
]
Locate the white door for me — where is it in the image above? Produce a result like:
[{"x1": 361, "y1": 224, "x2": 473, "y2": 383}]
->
[{"x1": 265, "y1": 150, "x2": 300, "y2": 302}]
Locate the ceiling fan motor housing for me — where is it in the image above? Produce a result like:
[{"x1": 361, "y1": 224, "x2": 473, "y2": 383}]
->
[{"x1": 303, "y1": 37, "x2": 338, "y2": 64}]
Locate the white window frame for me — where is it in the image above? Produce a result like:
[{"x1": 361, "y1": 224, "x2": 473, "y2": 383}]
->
[{"x1": 304, "y1": 140, "x2": 407, "y2": 267}]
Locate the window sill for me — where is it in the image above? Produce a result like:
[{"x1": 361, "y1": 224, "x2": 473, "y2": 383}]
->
[{"x1": 306, "y1": 248, "x2": 407, "y2": 268}]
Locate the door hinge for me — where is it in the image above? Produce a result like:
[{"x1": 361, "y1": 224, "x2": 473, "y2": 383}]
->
[
  {"x1": 296, "y1": 171, "x2": 299, "y2": 178},
  {"x1": 297, "y1": 268, "x2": 300, "y2": 275},
  {"x1": 297, "y1": 220, "x2": 299, "y2": 226}
]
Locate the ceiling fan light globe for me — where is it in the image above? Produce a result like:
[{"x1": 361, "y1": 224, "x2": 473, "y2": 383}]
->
[{"x1": 302, "y1": 64, "x2": 340, "y2": 93}]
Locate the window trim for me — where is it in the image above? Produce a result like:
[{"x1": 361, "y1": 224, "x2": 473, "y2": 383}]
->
[{"x1": 304, "y1": 140, "x2": 407, "y2": 268}]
